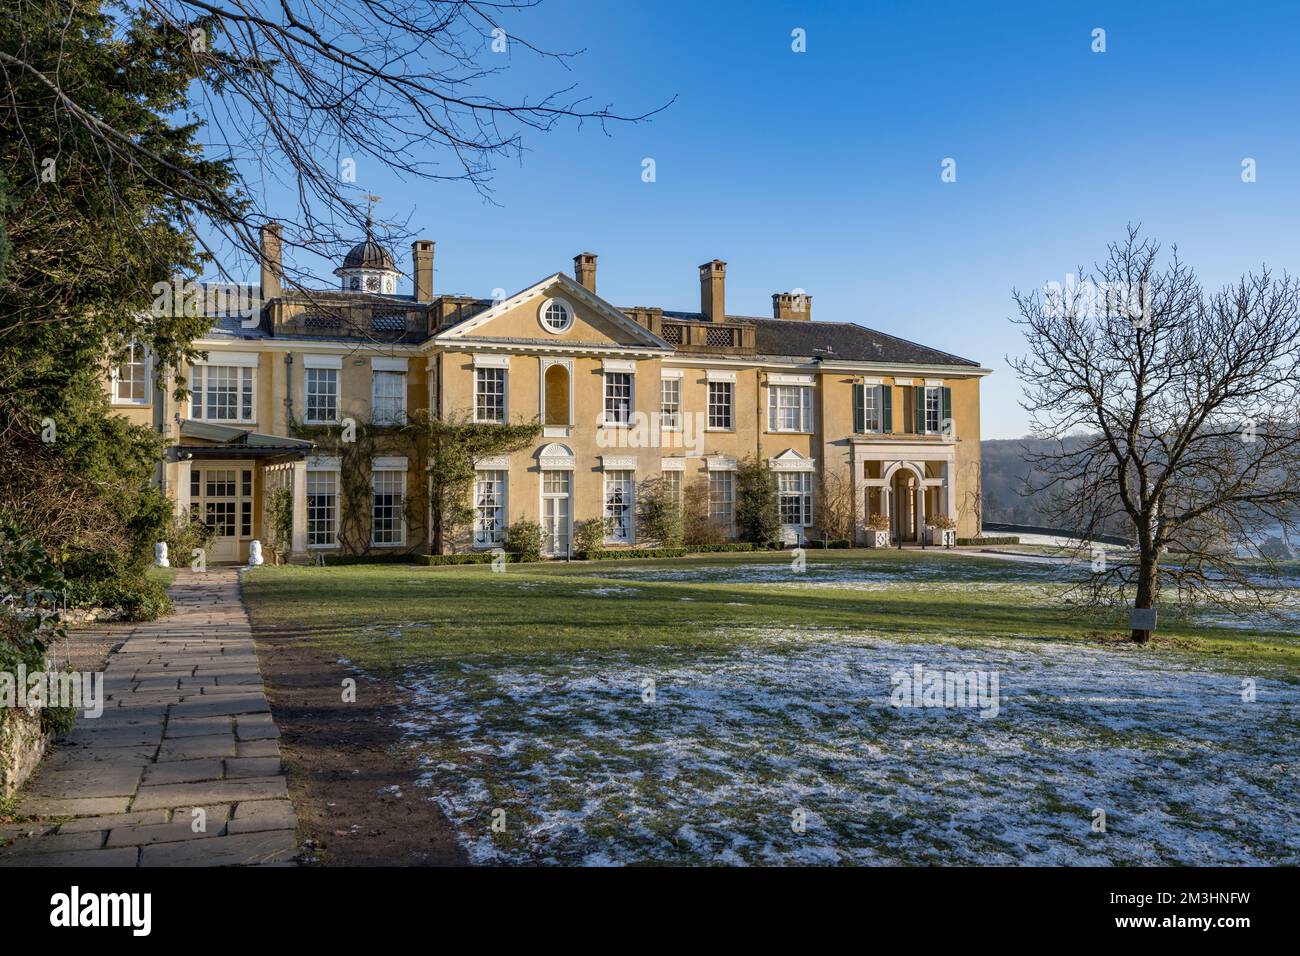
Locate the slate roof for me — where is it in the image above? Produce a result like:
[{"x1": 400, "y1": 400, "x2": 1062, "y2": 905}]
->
[
  {"x1": 197, "y1": 283, "x2": 980, "y2": 369},
  {"x1": 660, "y1": 311, "x2": 979, "y2": 367}
]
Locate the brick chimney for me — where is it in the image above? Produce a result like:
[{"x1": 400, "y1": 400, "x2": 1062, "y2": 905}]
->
[
  {"x1": 259, "y1": 222, "x2": 282, "y2": 300},
  {"x1": 574, "y1": 252, "x2": 597, "y2": 293},
  {"x1": 772, "y1": 291, "x2": 812, "y2": 321},
  {"x1": 412, "y1": 240, "x2": 435, "y2": 302},
  {"x1": 699, "y1": 259, "x2": 726, "y2": 321}
]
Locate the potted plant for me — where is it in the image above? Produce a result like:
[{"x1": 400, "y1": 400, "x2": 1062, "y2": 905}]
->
[
  {"x1": 929, "y1": 513, "x2": 957, "y2": 548},
  {"x1": 866, "y1": 513, "x2": 891, "y2": 548}
]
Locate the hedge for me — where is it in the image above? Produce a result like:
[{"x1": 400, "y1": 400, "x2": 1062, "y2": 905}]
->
[
  {"x1": 320, "y1": 552, "x2": 422, "y2": 566},
  {"x1": 581, "y1": 547, "x2": 688, "y2": 561},
  {"x1": 802, "y1": 539, "x2": 852, "y2": 550},
  {"x1": 415, "y1": 552, "x2": 538, "y2": 566},
  {"x1": 64, "y1": 575, "x2": 172, "y2": 622},
  {"x1": 955, "y1": 536, "x2": 1021, "y2": 546}
]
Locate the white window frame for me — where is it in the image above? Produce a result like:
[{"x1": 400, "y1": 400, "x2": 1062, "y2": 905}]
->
[
  {"x1": 603, "y1": 371, "x2": 634, "y2": 427},
  {"x1": 189, "y1": 364, "x2": 256, "y2": 423},
  {"x1": 768, "y1": 384, "x2": 812, "y2": 433},
  {"x1": 604, "y1": 470, "x2": 635, "y2": 544},
  {"x1": 862, "y1": 384, "x2": 883, "y2": 433},
  {"x1": 473, "y1": 470, "x2": 507, "y2": 548},
  {"x1": 538, "y1": 297, "x2": 574, "y2": 334},
  {"x1": 541, "y1": 469, "x2": 572, "y2": 555},
  {"x1": 778, "y1": 472, "x2": 814, "y2": 528},
  {"x1": 307, "y1": 468, "x2": 339, "y2": 548},
  {"x1": 707, "y1": 381, "x2": 734, "y2": 431},
  {"x1": 304, "y1": 366, "x2": 340, "y2": 424},
  {"x1": 709, "y1": 470, "x2": 735, "y2": 528},
  {"x1": 660, "y1": 377, "x2": 681, "y2": 431},
  {"x1": 372, "y1": 369, "x2": 407, "y2": 425},
  {"x1": 475, "y1": 366, "x2": 507, "y2": 423},
  {"x1": 924, "y1": 386, "x2": 942, "y2": 434},
  {"x1": 111, "y1": 341, "x2": 150, "y2": 406},
  {"x1": 370, "y1": 465, "x2": 407, "y2": 547}
]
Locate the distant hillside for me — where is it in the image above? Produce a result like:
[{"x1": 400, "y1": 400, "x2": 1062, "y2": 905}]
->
[
  {"x1": 980, "y1": 438, "x2": 1297, "y2": 556},
  {"x1": 980, "y1": 437, "x2": 1066, "y2": 526}
]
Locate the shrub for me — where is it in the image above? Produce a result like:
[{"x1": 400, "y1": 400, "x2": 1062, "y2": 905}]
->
[
  {"x1": 804, "y1": 539, "x2": 852, "y2": 549},
  {"x1": 955, "y1": 535, "x2": 1020, "y2": 546},
  {"x1": 124, "y1": 486, "x2": 174, "y2": 574},
  {"x1": 266, "y1": 486, "x2": 294, "y2": 563},
  {"x1": 65, "y1": 575, "x2": 171, "y2": 621},
  {"x1": 415, "y1": 552, "x2": 532, "y2": 566},
  {"x1": 867, "y1": 514, "x2": 891, "y2": 532},
  {"x1": 162, "y1": 514, "x2": 214, "y2": 567},
  {"x1": 686, "y1": 542, "x2": 759, "y2": 553},
  {"x1": 573, "y1": 518, "x2": 612, "y2": 557},
  {"x1": 584, "y1": 547, "x2": 688, "y2": 560},
  {"x1": 320, "y1": 552, "x2": 419, "y2": 566},
  {"x1": 636, "y1": 477, "x2": 683, "y2": 547},
  {"x1": 735, "y1": 458, "x2": 781, "y2": 546},
  {"x1": 504, "y1": 520, "x2": 544, "y2": 561},
  {"x1": 681, "y1": 478, "x2": 729, "y2": 547},
  {"x1": 930, "y1": 514, "x2": 957, "y2": 531}
]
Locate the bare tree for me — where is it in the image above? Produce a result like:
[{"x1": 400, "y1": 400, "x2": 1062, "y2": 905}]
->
[
  {"x1": 815, "y1": 469, "x2": 856, "y2": 543},
  {"x1": 1010, "y1": 228, "x2": 1300, "y2": 641},
  {"x1": 1, "y1": 0, "x2": 668, "y2": 290}
]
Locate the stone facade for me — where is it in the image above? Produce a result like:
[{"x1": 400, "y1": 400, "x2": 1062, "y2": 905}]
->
[{"x1": 105, "y1": 232, "x2": 990, "y2": 560}]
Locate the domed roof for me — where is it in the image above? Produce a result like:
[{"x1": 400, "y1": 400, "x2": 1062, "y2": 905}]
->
[{"x1": 340, "y1": 237, "x2": 395, "y2": 272}]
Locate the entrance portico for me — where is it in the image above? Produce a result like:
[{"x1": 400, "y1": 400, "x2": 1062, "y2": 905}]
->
[
  {"x1": 853, "y1": 439, "x2": 955, "y2": 545},
  {"x1": 172, "y1": 420, "x2": 314, "y2": 564}
]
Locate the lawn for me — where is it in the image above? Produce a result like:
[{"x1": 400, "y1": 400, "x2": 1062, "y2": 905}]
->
[{"x1": 242, "y1": 549, "x2": 1300, "y2": 865}]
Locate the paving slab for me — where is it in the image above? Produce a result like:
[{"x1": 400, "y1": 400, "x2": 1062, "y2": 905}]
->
[
  {"x1": 228, "y1": 799, "x2": 298, "y2": 834},
  {"x1": 157, "y1": 733, "x2": 238, "y2": 762},
  {"x1": 131, "y1": 776, "x2": 288, "y2": 811},
  {"x1": 225, "y1": 756, "x2": 281, "y2": 778},
  {"x1": 58, "y1": 811, "x2": 168, "y2": 834},
  {"x1": 140, "y1": 829, "x2": 296, "y2": 866},
  {"x1": 142, "y1": 758, "x2": 225, "y2": 786},
  {"x1": 0, "y1": 569, "x2": 297, "y2": 868}
]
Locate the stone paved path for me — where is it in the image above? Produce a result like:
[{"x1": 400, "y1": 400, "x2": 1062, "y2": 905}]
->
[{"x1": 0, "y1": 569, "x2": 298, "y2": 866}]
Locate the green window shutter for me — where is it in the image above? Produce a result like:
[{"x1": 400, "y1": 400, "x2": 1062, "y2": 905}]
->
[
  {"x1": 942, "y1": 387, "x2": 953, "y2": 436},
  {"x1": 882, "y1": 386, "x2": 892, "y2": 432},
  {"x1": 913, "y1": 385, "x2": 925, "y2": 433},
  {"x1": 852, "y1": 383, "x2": 864, "y2": 433}
]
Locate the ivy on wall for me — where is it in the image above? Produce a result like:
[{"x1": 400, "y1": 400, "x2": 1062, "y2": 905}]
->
[
  {"x1": 418, "y1": 411, "x2": 541, "y2": 554},
  {"x1": 291, "y1": 410, "x2": 540, "y2": 556}
]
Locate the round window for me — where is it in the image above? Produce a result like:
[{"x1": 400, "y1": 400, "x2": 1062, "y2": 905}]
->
[{"x1": 539, "y1": 297, "x2": 573, "y2": 334}]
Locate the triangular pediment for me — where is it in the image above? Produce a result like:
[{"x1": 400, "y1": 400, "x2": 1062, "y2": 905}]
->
[
  {"x1": 434, "y1": 273, "x2": 669, "y2": 350},
  {"x1": 770, "y1": 448, "x2": 816, "y2": 471}
]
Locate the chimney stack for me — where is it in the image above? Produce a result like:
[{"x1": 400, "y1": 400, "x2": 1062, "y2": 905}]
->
[
  {"x1": 772, "y1": 291, "x2": 812, "y2": 321},
  {"x1": 412, "y1": 240, "x2": 435, "y2": 302},
  {"x1": 699, "y1": 259, "x2": 726, "y2": 322},
  {"x1": 259, "y1": 222, "x2": 282, "y2": 300},
  {"x1": 574, "y1": 252, "x2": 598, "y2": 293}
]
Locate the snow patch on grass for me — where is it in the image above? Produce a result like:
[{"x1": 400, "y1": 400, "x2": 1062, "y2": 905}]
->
[{"x1": 399, "y1": 631, "x2": 1300, "y2": 866}]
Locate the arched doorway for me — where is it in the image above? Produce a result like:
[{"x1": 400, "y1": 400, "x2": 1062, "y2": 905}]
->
[{"x1": 881, "y1": 461, "x2": 927, "y2": 544}]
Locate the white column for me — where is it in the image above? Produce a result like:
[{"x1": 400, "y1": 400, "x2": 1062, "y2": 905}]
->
[
  {"x1": 176, "y1": 459, "x2": 192, "y2": 518},
  {"x1": 290, "y1": 459, "x2": 308, "y2": 558},
  {"x1": 917, "y1": 485, "x2": 927, "y2": 543}
]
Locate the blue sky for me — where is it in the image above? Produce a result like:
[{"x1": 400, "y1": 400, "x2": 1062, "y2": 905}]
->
[{"x1": 221, "y1": 0, "x2": 1300, "y2": 438}]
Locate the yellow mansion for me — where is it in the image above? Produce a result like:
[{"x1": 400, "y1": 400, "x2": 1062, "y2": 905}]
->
[{"x1": 107, "y1": 227, "x2": 990, "y2": 562}]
